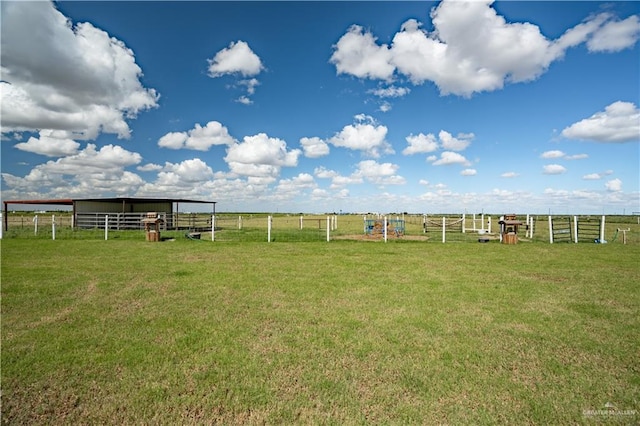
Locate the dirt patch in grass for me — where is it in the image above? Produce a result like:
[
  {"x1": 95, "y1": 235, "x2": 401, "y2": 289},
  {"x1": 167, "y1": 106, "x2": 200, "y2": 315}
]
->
[{"x1": 333, "y1": 234, "x2": 430, "y2": 241}]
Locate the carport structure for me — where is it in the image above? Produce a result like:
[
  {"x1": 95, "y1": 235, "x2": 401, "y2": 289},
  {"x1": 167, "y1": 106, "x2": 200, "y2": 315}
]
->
[{"x1": 3, "y1": 197, "x2": 216, "y2": 231}]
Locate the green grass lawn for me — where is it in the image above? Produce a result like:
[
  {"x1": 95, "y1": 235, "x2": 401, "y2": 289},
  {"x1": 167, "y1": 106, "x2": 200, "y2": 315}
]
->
[{"x1": 2, "y1": 238, "x2": 639, "y2": 424}]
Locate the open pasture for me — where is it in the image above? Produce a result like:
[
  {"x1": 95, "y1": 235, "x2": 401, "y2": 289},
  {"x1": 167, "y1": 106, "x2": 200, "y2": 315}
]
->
[{"x1": 2, "y1": 236, "x2": 639, "y2": 424}]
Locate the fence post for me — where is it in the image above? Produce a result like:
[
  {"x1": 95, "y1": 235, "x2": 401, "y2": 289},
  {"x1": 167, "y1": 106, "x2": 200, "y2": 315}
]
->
[
  {"x1": 104, "y1": 215, "x2": 109, "y2": 240},
  {"x1": 326, "y1": 216, "x2": 330, "y2": 242},
  {"x1": 0, "y1": 213, "x2": 2, "y2": 239},
  {"x1": 212, "y1": 215, "x2": 216, "y2": 241},
  {"x1": 442, "y1": 216, "x2": 446, "y2": 243},
  {"x1": 600, "y1": 215, "x2": 606, "y2": 242},
  {"x1": 548, "y1": 216, "x2": 553, "y2": 244},
  {"x1": 52, "y1": 215, "x2": 56, "y2": 240},
  {"x1": 238, "y1": 215, "x2": 242, "y2": 230},
  {"x1": 363, "y1": 215, "x2": 367, "y2": 234},
  {"x1": 423, "y1": 214, "x2": 427, "y2": 233},
  {"x1": 462, "y1": 213, "x2": 466, "y2": 233},
  {"x1": 383, "y1": 216, "x2": 387, "y2": 242},
  {"x1": 34, "y1": 215, "x2": 38, "y2": 235},
  {"x1": 267, "y1": 215, "x2": 272, "y2": 242},
  {"x1": 573, "y1": 216, "x2": 578, "y2": 243}
]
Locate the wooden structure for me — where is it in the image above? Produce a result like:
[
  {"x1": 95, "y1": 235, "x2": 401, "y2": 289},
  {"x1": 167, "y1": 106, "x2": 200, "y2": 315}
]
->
[
  {"x1": 142, "y1": 212, "x2": 164, "y2": 242},
  {"x1": 499, "y1": 214, "x2": 522, "y2": 245}
]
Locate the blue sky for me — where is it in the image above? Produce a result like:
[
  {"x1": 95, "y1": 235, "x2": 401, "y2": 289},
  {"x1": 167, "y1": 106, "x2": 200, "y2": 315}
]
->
[{"x1": 1, "y1": 1, "x2": 639, "y2": 214}]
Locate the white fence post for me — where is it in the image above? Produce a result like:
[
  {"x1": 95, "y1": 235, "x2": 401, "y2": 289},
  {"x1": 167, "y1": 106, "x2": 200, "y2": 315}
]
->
[
  {"x1": 548, "y1": 216, "x2": 553, "y2": 244},
  {"x1": 0, "y1": 213, "x2": 3, "y2": 239},
  {"x1": 267, "y1": 215, "x2": 272, "y2": 242},
  {"x1": 34, "y1": 215, "x2": 38, "y2": 235},
  {"x1": 462, "y1": 213, "x2": 466, "y2": 233},
  {"x1": 326, "y1": 216, "x2": 330, "y2": 242},
  {"x1": 384, "y1": 216, "x2": 388, "y2": 243},
  {"x1": 105, "y1": 215, "x2": 109, "y2": 240},
  {"x1": 52, "y1": 215, "x2": 56, "y2": 240},
  {"x1": 363, "y1": 215, "x2": 367, "y2": 234},
  {"x1": 442, "y1": 216, "x2": 446, "y2": 243},
  {"x1": 600, "y1": 215, "x2": 606, "y2": 242},
  {"x1": 300, "y1": 215, "x2": 303, "y2": 230},
  {"x1": 212, "y1": 215, "x2": 216, "y2": 241},
  {"x1": 238, "y1": 215, "x2": 242, "y2": 230},
  {"x1": 573, "y1": 216, "x2": 578, "y2": 243}
]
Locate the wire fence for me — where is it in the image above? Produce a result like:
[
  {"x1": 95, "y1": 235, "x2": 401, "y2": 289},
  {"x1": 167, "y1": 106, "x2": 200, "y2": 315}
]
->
[{"x1": 2, "y1": 212, "x2": 639, "y2": 245}]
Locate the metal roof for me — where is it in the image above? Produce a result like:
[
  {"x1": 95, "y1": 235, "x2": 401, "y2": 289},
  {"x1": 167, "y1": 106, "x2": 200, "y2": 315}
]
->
[{"x1": 4, "y1": 197, "x2": 215, "y2": 205}]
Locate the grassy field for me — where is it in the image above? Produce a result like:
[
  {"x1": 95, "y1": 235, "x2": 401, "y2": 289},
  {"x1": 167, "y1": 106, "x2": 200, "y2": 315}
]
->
[{"x1": 2, "y1": 235, "x2": 639, "y2": 424}]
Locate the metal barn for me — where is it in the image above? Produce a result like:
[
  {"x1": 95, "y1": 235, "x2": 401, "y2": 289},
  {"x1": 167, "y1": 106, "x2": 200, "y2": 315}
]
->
[{"x1": 3, "y1": 197, "x2": 216, "y2": 231}]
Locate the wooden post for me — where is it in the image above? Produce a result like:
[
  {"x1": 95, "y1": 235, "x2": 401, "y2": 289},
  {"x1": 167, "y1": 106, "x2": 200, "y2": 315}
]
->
[
  {"x1": 211, "y1": 215, "x2": 216, "y2": 241},
  {"x1": 442, "y1": 216, "x2": 446, "y2": 243},
  {"x1": 52, "y1": 215, "x2": 56, "y2": 240},
  {"x1": 600, "y1": 215, "x2": 606, "y2": 242},
  {"x1": 105, "y1": 215, "x2": 109, "y2": 240},
  {"x1": 548, "y1": 216, "x2": 553, "y2": 244},
  {"x1": 300, "y1": 215, "x2": 303, "y2": 230},
  {"x1": 267, "y1": 215, "x2": 272, "y2": 242},
  {"x1": 462, "y1": 213, "x2": 466, "y2": 233},
  {"x1": 573, "y1": 216, "x2": 578, "y2": 243}
]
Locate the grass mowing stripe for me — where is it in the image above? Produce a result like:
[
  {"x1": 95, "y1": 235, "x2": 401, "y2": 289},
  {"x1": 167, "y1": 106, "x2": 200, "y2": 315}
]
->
[{"x1": 2, "y1": 239, "x2": 639, "y2": 423}]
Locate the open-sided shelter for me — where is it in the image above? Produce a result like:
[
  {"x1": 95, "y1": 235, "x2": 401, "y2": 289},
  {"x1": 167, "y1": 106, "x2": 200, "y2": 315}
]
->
[{"x1": 3, "y1": 197, "x2": 216, "y2": 231}]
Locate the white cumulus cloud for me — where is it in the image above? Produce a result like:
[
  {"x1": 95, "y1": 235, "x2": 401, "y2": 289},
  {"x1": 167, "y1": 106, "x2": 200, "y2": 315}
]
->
[
  {"x1": 14, "y1": 130, "x2": 80, "y2": 157},
  {"x1": 330, "y1": 0, "x2": 638, "y2": 97},
  {"x1": 561, "y1": 101, "x2": 640, "y2": 143},
  {"x1": 431, "y1": 151, "x2": 471, "y2": 166},
  {"x1": 328, "y1": 115, "x2": 393, "y2": 158},
  {"x1": 403, "y1": 133, "x2": 439, "y2": 155},
  {"x1": 300, "y1": 137, "x2": 330, "y2": 158},
  {"x1": 0, "y1": 1, "x2": 159, "y2": 140},
  {"x1": 158, "y1": 121, "x2": 235, "y2": 151},
  {"x1": 543, "y1": 164, "x2": 567, "y2": 175},
  {"x1": 605, "y1": 178, "x2": 623, "y2": 192},
  {"x1": 225, "y1": 133, "x2": 301, "y2": 178},
  {"x1": 207, "y1": 40, "x2": 264, "y2": 77}
]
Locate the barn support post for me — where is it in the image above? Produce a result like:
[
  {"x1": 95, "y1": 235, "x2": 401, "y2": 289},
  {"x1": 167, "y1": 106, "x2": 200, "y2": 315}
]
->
[{"x1": 3, "y1": 202, "x2": 8, "y2": 231}]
